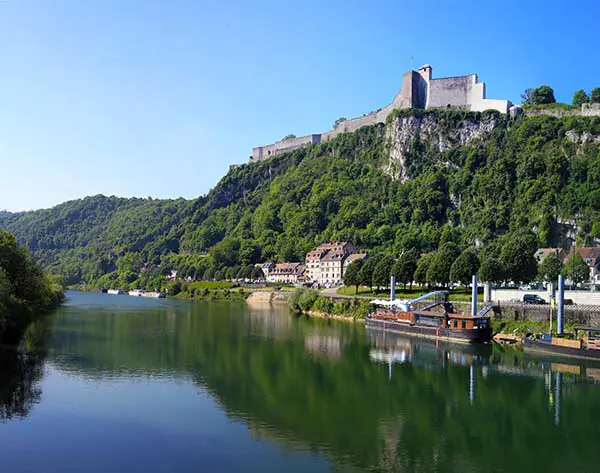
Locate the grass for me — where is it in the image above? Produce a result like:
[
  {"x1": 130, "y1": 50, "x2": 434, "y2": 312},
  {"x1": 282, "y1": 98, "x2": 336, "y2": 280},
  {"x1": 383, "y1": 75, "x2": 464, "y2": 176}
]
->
[
  {"x1": 185, "y1": 281, "x2": 234, "y2": 290},
  {"x1": 336, "y1": 285, "x2": 484, "y2": 302}
]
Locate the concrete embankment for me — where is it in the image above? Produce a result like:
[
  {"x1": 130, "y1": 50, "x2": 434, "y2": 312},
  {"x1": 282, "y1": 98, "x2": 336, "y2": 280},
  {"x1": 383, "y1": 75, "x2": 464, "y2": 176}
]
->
[{"x1": 246, "y1": 290, "x2": 291, "y2": 307}]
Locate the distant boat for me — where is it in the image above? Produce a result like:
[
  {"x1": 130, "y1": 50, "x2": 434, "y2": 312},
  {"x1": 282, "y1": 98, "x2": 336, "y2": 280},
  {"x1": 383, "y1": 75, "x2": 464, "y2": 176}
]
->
[
  {"x1": 140, "y1": 291, "x2": 166, "y2": 299},
  {"x1": 128, "y1": 290, "x2": 143, "y2": 297},
  {"x1": 107, "y1": 289, "x2": 124, "y2": 295}
]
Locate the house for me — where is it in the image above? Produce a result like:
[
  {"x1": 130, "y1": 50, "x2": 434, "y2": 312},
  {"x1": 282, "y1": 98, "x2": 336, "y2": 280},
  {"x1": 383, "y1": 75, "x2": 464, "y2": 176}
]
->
[
  {"x1": 534, "y1": 248, "x2": 565, "y2": 264},
  {"x1": 342, "y1": 253, "x2": 368, "y2": 276},
  {"x1": 565, "y1": 248, "x2": 600, "y2": 285},
  {"x1": 266, "y1": 263, "x2": 306, "y2": 284},
  {"x1": 304, "y1": 241, "x2": 361, "y2": 286}
]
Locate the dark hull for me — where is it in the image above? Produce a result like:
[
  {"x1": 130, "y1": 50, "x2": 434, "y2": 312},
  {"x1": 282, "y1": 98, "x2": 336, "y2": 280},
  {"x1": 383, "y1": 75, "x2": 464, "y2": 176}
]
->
[
  {"x1": 365, "y1": 317, "x2": 492, "y2": 344},
  {"x1": 524, "y1": 339, "x2": 600, "y2": 361}
]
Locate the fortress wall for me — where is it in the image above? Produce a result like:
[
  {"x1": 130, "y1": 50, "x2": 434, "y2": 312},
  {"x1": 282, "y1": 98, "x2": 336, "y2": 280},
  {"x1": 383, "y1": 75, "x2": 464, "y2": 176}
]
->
[
  {"x1": 426, "y1": 75, "x2": 475, "y2": 109},
  {"x1": 467, "y1": 82, "x2": 510, "y2": 113},
  {"x1": 251, "y1": 134, "x2": 321, "y2": 161},
  {"x1": 582, "y1": 104, "x2": 600, "y2": 116}
]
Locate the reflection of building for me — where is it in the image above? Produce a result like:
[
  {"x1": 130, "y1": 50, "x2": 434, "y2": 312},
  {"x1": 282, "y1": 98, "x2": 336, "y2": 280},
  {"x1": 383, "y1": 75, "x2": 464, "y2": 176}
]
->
[{"x1": 304, "y1": 334, "x2": 342, "y2": 359}]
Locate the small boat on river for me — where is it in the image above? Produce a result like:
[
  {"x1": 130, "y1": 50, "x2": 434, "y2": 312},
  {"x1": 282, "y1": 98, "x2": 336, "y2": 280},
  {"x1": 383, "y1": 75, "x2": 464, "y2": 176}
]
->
[
  {"x1": 365, "y1": 291, "x2": 493, "y2": 344},
  {"x1": 107, "y1": 289, "x2": 124, "y2": 295},
  {"x1": 128, "y1": 289, "x2": 143, "y2": 297},
  {"x1": 140, "y1": 291, "x2": 166, "y2": 299},
  {"x1": 524, "y1": 327, "x2": 600, "y2": 361}
]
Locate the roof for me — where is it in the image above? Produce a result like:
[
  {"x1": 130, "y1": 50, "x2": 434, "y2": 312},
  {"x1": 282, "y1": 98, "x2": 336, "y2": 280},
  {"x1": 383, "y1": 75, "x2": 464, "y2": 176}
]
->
[
  {"x1": 271, "y1": 263, "x2": 305, "y2": 275},
  {"x1": 535, "y1": 248, "x2": 565, "y2": 261},
  {"x1": 567, "y1": 247, "x2": 600, "y2": 264},
  {"x1": 344, "y1": 253, "x2": 367, "y2": 265},
  {"x1": 321, "y1": 252, "x2": 345, "y2": 262}
]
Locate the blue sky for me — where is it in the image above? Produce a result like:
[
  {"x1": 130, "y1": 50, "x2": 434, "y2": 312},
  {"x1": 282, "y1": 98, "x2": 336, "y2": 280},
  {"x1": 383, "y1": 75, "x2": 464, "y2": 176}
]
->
[{"x1": 1, "y1": 0, "x2": 599, "y2": 211}]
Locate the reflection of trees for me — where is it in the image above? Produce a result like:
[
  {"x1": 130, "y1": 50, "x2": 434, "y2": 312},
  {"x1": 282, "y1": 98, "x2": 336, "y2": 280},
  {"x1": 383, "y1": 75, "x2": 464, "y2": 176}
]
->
[
  {"x1": 47, "y1": 303, "x2": 600, "y2": 473},
  {"x1": 0, "y1": 318, "x2": 51, "y2": 420}
]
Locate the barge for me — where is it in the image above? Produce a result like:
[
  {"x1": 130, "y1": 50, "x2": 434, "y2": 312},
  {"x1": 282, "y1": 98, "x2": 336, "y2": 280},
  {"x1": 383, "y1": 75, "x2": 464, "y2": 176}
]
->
[
  {"x1": 365, "y1": 291, "x2": 493, "y2": 344},
  {"x1": 524, "y1": 327, "x2": 600, "y2": 361}
]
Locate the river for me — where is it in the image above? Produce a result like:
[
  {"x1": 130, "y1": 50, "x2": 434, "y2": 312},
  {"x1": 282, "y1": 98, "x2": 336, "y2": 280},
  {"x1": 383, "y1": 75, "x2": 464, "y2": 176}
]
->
[{"x1": 0, "y1": 290, "x2": 599, "y2": 473}]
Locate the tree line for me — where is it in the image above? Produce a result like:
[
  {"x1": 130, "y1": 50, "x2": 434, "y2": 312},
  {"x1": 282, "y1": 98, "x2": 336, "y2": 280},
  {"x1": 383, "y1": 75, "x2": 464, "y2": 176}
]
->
[{"x1": 344, "y1": 232, "x2": 593, "y2": 293}]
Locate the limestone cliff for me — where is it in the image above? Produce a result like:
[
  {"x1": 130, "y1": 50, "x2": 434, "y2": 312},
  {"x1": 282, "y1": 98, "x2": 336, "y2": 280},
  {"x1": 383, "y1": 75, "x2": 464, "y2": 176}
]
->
[{"x1": 384, "y1": 111, "x2": 502, "y2": 181}]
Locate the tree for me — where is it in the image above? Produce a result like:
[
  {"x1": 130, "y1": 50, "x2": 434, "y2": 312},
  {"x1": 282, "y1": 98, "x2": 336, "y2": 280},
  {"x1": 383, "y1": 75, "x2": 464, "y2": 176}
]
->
[
  {"x1": 251, "y1": 266, "x2": 265, "y2": 281},
  {"x1": 563, "y1": 252, "x2": 590, "y2": 288},
  {"x1": 414, "y1": 253, "x2": 434, "y2": 287},
  {"x1": 372, "y1": 256, "x2": 395, "y2": 291},
  {"x1": 572, "y1": 89, "x2": 590, "y2": 106},
  {"x1": 313, "y1": 296, "x2": 334, "y2": 314},
  {"x1": 358, "y1": 256, "x2": 381, "y2": 291},
  {"x1": 282, "y1": 134, "x2": 296, "y2": 140},
  {"x1": 538, "y1": 253, "x2": 563, "y2": 283},
  {"x1": 203, "y1": 268, "x2": 215, "y2": 281},
  {"x1": 500, "y1": 232, "x2": 538, "y2": 283},
  {"x1": 333, "y1": 117, "x2": 347, "y2": 129},
  {"x1": 449, "y1": 248, "x2": 479, "y2": 286},
  {"x1": 479, "y1": 257, "x2": 504, "y2": 283},
  {"x1": 426, "y1": 243, "x2": 461, "y2": 286},
  {"x1": 343, "y1": 260, "x2": 363, "y2": 294},
  {"x1": 393, "y1": 248, "x2": 419, "y2": 289},
  {"x1": 213, "y1": 270, "x2": 223, "y2": 281},
  {"x1": 591, "y1": 87, "x2": 600, "y2": 104},
  {"x1": 530, "y1": 85, "x2": 556, "y2": 105},
  {"x1": 520, "y1": 88, "x2": 533, "y2": 105}
]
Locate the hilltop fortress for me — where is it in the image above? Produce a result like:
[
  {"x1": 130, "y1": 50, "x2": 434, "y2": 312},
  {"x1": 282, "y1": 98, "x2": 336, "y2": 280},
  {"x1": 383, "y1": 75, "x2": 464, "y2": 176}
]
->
[{"x1": 251, "y1": 64, "x2": 512, "y2": 162}]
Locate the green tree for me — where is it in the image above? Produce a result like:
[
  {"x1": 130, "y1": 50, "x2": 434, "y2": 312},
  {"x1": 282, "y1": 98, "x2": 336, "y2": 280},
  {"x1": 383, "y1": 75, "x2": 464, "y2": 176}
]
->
[
  {"x1": 203, "y1": 268, "x2": 215, "y2": 281},
  {"x1": 372, "y1": 256, "x2": 395, "y2": 291},
  {"x1": 343, "y1": 260, "x2": 363, "y2": 294},
  {"x1": 282, "y1": 134, "x2": 296, "y2": 140},
  {"x1": 393, "y1": 248, "x2": 419, "y2": 289},
  {"x1": 479, "y1": 257, "x2": 504, "y2": 283},
  {"x1": 530, "y1": 85, "x2": 556, "y2": 105},
  {"x1": 414, "y1": 253, "x2": 434, "y2": 287},
  {"x1": 358, "y1": 256, "x2": 381, "y2": 291},
  {"x1": 333, "y1": 117, "x2": 347, "y2": 129},
  {"x1": 520, "y1": 88, "x2": 533, "y2": 105},
  {"x1": 214, "y1": 270, "x2": 223, "y2": 281},
  {"x1": 313, "y1": 296, "x2": 334, "y2": 314},
  {"x1": 572, "y1": 89, "x2": 590, "y2": 106},
  {"x1": 591, "y1": 87, "x2": 600, "y2": 104},
  {"x1": 538, "y1": 253, "x2": 563, "y2": 283},
  {"x1": 563, "y1": 252, "x2": 590, "y2": 287},
  {"x1": 449, "y1": 248, "x2": 479, "y2": 286},
  {"x1": 426, "y1": 243, "x2": 461, "y2": 286},
  {"x1": 251, "y1": 266, "x2": 264, "y2": 281},
  {"x1": 500, "y1": 233, "x2": 538, "y2": 283}
]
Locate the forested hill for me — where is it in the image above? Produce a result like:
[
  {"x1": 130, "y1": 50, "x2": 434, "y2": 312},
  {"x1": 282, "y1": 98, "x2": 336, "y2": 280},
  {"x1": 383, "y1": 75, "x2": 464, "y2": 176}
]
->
[{"x1": 1, "y1": 109, "x2": 600, "y2": 287}]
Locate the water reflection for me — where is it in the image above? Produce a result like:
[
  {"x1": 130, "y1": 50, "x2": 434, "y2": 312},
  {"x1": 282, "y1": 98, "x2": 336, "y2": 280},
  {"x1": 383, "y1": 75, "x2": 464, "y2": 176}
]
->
[
  {"x1": 0, "y1": 318, "x2": 50, "y2": 420},
  {"x1": 4, "y1": 293, "x2": 600, "y2": 473}
]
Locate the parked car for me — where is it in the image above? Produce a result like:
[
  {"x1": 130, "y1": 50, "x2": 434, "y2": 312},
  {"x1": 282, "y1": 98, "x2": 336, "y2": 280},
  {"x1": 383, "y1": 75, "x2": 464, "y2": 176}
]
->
[
  {"x1": 564, "y1": 298, "x2": 575, "y2": 305},
  {"x1": 523, "y1": 294, "x2": 546, "y2": 305}
]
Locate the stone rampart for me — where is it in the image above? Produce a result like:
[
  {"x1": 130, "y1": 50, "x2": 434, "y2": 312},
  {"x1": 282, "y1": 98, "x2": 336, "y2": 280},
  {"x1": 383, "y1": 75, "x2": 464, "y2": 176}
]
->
[
  {"x1": 523, "y1": 103, "x2": 600, "y2": 118},
  {"x1": 250, "y1": 65, "x2": 511, "y2": 162},
  {"x1": 252, "y1": 134, "x2": 321, "y2": 161},
  {"x1": 426, "y1": 75, "x2": 475, "y2": 110}
]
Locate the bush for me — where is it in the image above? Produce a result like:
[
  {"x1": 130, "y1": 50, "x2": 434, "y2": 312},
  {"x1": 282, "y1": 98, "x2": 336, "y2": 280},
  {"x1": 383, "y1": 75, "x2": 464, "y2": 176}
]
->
[{"x1": 313, "y1": 297, "x2": 334, "y2": 314}]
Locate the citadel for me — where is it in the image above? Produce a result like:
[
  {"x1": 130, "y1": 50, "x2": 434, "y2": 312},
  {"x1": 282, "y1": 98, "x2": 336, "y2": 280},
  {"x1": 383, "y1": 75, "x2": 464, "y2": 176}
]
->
[{"x1": 251, "y1": 64, "x2": 512, "y2": 162}]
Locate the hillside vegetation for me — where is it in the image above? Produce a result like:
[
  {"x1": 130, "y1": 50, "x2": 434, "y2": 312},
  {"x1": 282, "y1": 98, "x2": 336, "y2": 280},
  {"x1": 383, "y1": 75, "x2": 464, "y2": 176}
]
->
[
  {"x1": 1, "y1": 109, "x2": 600, "y2": 288},
  {"x1": 0, "y1": 229, "x2": 64, "y2": 342}
]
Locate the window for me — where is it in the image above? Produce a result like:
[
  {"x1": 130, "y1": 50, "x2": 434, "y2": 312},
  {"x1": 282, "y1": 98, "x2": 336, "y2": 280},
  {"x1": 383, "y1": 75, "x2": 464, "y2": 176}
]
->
[{"x1": 461, "y1": 321, "x2": 466, "y2": 329}]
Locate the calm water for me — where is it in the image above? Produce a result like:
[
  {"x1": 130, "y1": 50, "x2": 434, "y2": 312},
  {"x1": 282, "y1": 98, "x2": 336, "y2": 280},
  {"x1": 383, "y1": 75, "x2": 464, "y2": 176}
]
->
[{"x1": 1, "y1": 291, "x2": 600, "y2": 473}]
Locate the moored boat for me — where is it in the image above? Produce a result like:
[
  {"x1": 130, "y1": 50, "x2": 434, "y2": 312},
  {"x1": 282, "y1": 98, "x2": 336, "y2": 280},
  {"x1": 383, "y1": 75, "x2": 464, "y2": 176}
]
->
[
  {"x1": 107, "y1": 289, "x2": 124, "y2": 295},
  {"x1": 128, "y1": 289, "x2": 143, "y2": 297},
  {"x1": 140, "y1": 291, "x2": 166, "y2": 299},
  {"x1": 365, "y1": 291, "x2": 492, "y2": 344},
  {"x1": 524, "y1": 328, "x2": 600, "y2": 361}
]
